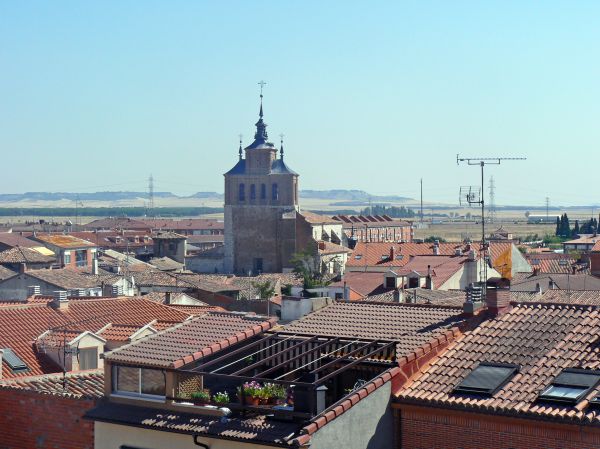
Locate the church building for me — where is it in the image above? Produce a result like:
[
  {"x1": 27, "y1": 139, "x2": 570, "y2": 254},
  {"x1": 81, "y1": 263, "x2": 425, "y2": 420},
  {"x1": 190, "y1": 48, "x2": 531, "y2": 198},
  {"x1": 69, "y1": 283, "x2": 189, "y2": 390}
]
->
[{"x1": 223, "y1": 93, "x2": 346, "y2": 275}]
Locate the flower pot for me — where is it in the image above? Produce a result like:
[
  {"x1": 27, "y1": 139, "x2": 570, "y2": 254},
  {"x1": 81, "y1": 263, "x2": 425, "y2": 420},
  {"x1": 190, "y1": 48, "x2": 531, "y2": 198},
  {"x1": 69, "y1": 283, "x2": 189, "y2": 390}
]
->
[{"x1": 244, "y1": 396, "x2": 260, "y2": 406}]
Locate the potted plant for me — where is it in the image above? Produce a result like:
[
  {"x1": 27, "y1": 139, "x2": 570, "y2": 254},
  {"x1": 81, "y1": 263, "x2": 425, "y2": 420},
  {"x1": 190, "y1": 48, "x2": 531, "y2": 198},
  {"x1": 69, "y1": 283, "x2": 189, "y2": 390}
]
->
[
  {"x1": 213, "y1": 391, "x2": 230, "y2": 406},
  {"x1": 190, "y1": 390, "x2": 211, "y2": 406},
  {"x1": 262, "y1": 383, "x2": 286, "y2": 405},
  {"x1": 237, "y1": 381, "x2": 262, "y2": 406}
]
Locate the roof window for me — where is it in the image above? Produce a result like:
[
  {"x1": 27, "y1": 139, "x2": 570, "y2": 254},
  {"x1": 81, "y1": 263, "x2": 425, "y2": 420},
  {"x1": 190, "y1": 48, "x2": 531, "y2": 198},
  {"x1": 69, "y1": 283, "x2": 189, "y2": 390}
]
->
[
  {"x1": 453, "y1": 362, "x2": 518, "y2": 396},
  {"x1": 558, "y1": 259, "x2": 569, "y2": 266},
  {"x1": 395, "y1": 255, "x2": 404, "y2": 260},
  {"x1": 354, "y1": 255, "x2": 362, "y2": 260},
  {"x1": 2, "y1": 348, "x2": 28, "y2": 372},
  {"x1": 538, "y1": 368, "x2": 600, "y2": 404},
  {"x1": 531, "y1": 259, "x2": 540, "y2": 265}
]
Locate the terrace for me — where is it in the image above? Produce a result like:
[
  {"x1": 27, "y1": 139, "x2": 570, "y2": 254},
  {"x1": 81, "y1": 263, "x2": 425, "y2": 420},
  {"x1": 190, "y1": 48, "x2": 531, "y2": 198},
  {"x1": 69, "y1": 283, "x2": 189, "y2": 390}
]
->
[{"x1": 110, "y1": 332, "x2": 396, "y2": 421}]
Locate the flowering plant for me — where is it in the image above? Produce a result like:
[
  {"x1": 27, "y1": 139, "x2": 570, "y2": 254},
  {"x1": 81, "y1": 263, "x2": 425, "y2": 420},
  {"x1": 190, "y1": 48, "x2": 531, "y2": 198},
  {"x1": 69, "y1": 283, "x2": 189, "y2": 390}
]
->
[
  {"x1": 237, "y1": 381, "x2": 262, "y2": 397},
  {"x1": 213, "y1": 391, "x2": 230, "y2": 405}
]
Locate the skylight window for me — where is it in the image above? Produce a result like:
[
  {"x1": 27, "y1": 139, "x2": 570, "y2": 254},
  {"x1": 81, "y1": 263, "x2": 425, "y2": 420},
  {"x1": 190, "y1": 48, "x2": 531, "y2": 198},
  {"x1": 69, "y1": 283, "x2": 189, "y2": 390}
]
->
[
  {"x1": 538, "y1": 369, "x2": 600, "y2": 405},
  {"x1": 395, "y1": 255, "x2": 404, "y2": 260},
  {"x1": 354, "y1": 255, "x2": 362, "y2": 260},
  {"x1": 1, "y1": 348, "x2": 28, "y2": 372},
  {"x1": 531, "y1": 259, "x2": 540, "y2": 265},
  {"x1": 453, "y1": 362, "x2": 518, "y2": 396},
  {"x1": 558, "y1": 260, "x2": 569, "y2": 266}
]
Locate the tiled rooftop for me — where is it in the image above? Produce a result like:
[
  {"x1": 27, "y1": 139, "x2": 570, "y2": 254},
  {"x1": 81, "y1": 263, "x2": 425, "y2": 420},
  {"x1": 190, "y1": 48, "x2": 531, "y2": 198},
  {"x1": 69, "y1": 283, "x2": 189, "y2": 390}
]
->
[
  {"x1": 282, "y1": 301, "x2": 467, "y2": 358},
  {"x1": 367, "y1": 288, "x2": 466, "y2": 306},
  {"x1": 347, "y1": 241, "x2": 474, "y2": 268},
  {"x1": 104, "y1": 312, "x2": 276, "y2": 368},
  {"x1": 0, "y1": 266, "x2": 16, "y2": 281},
  {"x1": 34, "y1": 234, "x2": 97, "y2": 249},
  {"x1": 0, "y1": 246, "x2": 56, "y2": 264},
  {"x1": 0, "y1": 370, "x2": 104, "y2": 399},
  {"x1": 0, "y1": 297, "x2": 191, "y2": 378},
  {"x1": 525, "y1": 252, "x2": 589, "y2": 274},
  {"x1": 511, "y1": 289, "x2": 600, "y2": 306},
  {"x1": 396, "y1": 302, "x2": 600, "y2": 423},
  {"x1": 0, "y1": 233, "x2": 39, "y2": 249},
  {"x1": 511, "y1": 273, "x2": 600, "y2": 292}
]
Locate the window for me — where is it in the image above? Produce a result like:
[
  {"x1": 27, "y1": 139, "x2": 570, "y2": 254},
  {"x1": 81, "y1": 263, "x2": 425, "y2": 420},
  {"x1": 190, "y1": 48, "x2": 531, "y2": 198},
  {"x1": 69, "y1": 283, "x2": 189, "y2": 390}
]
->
[
  {"x1": 64, "y1": 252, "x2": 71, "y2": 264},
  {"x1": 354, "y1": 254, "x2": 362, "y2": 260},
  {"x1": 250, "y1": 184, "x2": 256, "y2": 200},
  {"x1": 238, "y1": 183, "x2": 245, "y2": 201},
  {"x1": 78, "y1": 347, "x2": 98, "y2": 370},
  {"x1": 260, "y1": 183, "x2": 266, "y2": 199},
  {"x1": 2, "y1": 348, "x2": 28, "y2": 373},
  {"x1": 538, "y1": 368, "x2": 600, "y2": 404},
  {"x1": 113, "y1": 366, "x2": 166, "y2": 398},
  {"x1": 531, "y1": 259, "x2": 540, "y2": 265},
  {"x1": 272, "y1": 183, "x2": 279, "y2": 201},
  {"x1": 385, "y1": 277, "x2": 396, "y2": 289},
  {"x1": 75, "y1": 250, "x2": 87, "y2": 268},
  {"x1": 558, "y1": 259, "x2": 569, "y2": 266},
  {"x1": 395, "y1": 255, "x2": 404, "y2": 260},
  {"x1": 454, "y1": 363, "x2": 519, "y2": 396}
]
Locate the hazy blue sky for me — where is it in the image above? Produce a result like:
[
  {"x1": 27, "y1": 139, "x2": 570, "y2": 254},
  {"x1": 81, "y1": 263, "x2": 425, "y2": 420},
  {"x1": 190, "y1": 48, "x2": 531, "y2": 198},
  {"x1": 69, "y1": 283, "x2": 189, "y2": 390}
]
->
[{"x1": 1, "y1": 1, "x2": 599, "y2": 206}]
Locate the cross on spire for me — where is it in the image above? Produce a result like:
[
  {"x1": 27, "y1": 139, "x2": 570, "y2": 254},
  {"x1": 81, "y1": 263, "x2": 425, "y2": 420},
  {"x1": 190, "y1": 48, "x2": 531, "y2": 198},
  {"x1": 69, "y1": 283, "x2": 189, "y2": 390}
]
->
[
  {"x1": 279, "y1": 133, "x2": 285, "y2": 159},
  {"x1": 238, "y1": 134, "x2": 243, "y2": 160},
  {"x1": 258, "y1": 80, "x2": 266, "y2": 118}
]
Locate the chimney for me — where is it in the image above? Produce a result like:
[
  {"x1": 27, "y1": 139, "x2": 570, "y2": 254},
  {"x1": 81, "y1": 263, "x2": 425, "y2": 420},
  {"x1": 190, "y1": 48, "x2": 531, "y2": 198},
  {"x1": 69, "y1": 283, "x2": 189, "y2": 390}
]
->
[
  {"x1": 27, "y1": 285, "x2": 41, "y2": 297},
  {"x1": 389, "y1": 246, "x2": 395, "y2": 260},
  {"x1": 463, "y1": 283, "x2": 484, "y2": 316},
  {"x1": 572, "y1": 265, "x2": 577, "y2": 275},
  {"x1": 425, "y1": 265, "x2": 433, "y2": 289},
  {"x1": 393, "y1": 289, "x2": 403, "y2": 303},
  {"x1": 535, "y1": 282, "x2": 541, "y2": 294},
  {"x1": 486, "y1": 278, "x2": 511, "y2": 316},
  {"x1": 50, "y1": 291, "x2": 68, "y2": 310},
  {"x1": 533, "y1": 267, "x2": 540, "y2": 276},
  {"x1": 165, "y1": 292, "x2": 172, "y2": 305},
  {"x1": 19, "y1": 263, "x2": 26, "y2": 274},
  {"x1": 549, "y1": 279, "x2": 556, "y2": 290},
  {"x1": 92, "y1": 258, "x2": 99, "y2": 275},
  {"x1": 433, "y1": 244, "x2": 439, "y2": 255}
]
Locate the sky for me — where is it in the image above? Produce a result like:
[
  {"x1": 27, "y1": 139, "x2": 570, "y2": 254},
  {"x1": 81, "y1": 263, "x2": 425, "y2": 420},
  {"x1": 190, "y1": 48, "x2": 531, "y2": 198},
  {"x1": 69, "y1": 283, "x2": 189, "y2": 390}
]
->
[{"x1": 1, "y1": 1, "x2": 599, "y2": 206}]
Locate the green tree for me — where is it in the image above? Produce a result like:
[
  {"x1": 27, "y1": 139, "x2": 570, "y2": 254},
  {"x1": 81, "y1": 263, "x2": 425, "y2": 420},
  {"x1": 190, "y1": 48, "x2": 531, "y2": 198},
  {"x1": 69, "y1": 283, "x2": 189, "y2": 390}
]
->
[
  {"x1": 555, "y1": 216, "x2": 560, "y2": 236},
  {"x1": 573, "y1": 220, "x2": 580, "y2": 237},
  {"x1": 251, "y1": 280, "x2": 275, "y2": 300},
  {"x1": 290, "y1": 247, "x2": 331, "y2": 294}
]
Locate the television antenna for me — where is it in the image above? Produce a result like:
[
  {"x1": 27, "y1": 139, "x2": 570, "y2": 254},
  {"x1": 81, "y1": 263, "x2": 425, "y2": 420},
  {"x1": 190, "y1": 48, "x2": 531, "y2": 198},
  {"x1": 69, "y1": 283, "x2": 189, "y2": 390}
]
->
[{"x1": 457, "y1": 155, "x2": 526, "y2": 297}]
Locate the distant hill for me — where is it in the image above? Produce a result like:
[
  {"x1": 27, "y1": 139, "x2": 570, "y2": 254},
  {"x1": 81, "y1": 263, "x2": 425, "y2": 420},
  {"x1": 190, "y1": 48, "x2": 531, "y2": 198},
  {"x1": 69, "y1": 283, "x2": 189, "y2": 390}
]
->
[
  {"x1": 187, "y1": 192, "x2": 224, "y2": 199},
  {"x1": 299, "y1": 189, "x2": 413, "y2": 202},
  {"x1": 0, "y1": 191, "x2": 177, "y2": 202},
  {"x1": 0, "y1": 189, "x2": 412, "y2": 204}
]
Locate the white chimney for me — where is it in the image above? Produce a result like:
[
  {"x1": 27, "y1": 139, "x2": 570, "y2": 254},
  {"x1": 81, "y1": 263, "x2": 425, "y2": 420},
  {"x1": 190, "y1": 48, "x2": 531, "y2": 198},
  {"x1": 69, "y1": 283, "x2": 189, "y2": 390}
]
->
[
  {"x1": 92, "y1": 258, "x2": 99, "y2": 275},
  {"x1": 50, "y1": 291, "x2": 68, "y2": 310}
]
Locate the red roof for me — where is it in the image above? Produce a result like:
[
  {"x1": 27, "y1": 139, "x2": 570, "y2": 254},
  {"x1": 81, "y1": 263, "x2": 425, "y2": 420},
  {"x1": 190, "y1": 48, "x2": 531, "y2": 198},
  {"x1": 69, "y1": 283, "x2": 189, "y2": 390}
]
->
[
  {"x1": 347, "y1": 241, "x2": 473, "y2": 268},
  {"x1": 104, "y1": 312, "x2": 276, "y2": 368},
  {"x1": 0, "y1": 370, "x2": 104, "y2": 399},
  {"x1": 396, "y1": 303, "x2": 600, "y2": 424},
  {"x1": 0, "y1": 298, "x2": 191, "y2": 379}
]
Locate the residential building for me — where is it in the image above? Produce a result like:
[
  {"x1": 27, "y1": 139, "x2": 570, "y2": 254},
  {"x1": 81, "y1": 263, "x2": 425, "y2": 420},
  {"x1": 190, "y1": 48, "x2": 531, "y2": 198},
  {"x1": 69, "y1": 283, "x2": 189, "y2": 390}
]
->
[
  {"x1": 563, "y1": 234, "x2": 600, "y2": 252},
  {"x1": 86, "y1": 300, "x2": 471, "y2": 449},
  {"x1": 394, "y1": 293, "x2": 600, "y2": 449},
  {"x1": 332, "y1": 214, "x2": 413, "y2": 245},
  {"x1": 152, "y1": 231, "x2": 187, "y2": 264},
  {"x1": 33, "y1": 234, "x2": 98, "y2": 269}
]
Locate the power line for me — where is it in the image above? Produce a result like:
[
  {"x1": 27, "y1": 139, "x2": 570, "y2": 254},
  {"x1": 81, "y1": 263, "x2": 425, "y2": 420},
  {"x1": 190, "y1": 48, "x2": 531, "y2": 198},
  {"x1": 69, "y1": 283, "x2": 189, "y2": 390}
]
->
[{"x1": 148, "y1": 174, "x2": 155, "y2": 217}]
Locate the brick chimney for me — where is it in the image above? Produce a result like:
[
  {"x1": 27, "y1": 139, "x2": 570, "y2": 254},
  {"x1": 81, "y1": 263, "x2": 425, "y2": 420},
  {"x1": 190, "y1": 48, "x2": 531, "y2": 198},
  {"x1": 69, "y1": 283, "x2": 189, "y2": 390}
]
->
[
  {"x1": 19, "y1": 263, "x2": 26, "y2": 274},
  {"x1": 389, "y1": 246, "x2": 396, "y2": 260},
  {"x1": 486, "y1": 277, "x2": 511, "y2": 316}
]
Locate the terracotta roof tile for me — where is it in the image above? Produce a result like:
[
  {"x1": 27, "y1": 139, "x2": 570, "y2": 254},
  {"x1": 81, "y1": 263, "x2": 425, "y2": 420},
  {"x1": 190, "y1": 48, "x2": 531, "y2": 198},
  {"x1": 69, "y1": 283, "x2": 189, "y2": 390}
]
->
[
  {"x1": 396, "y1": 303, "x2": 600, "y2": 423},
  {"x1": 0, "y1": 298, "x2": 190, "y2": 379},
  {"x1": 525, "y1": 253, "x2": 589, "y2": 274},
  {"x1": 0, "y1": 246, "x2": 55, "y2": 264},
  {"x1": 104, "y1": 312, "x2": 276, "y2": 368},
  {"x1": 282, "y1": 301, "x2": 466, "y2": 358},
  {"x1": 34, "y1": 234, "x2": 97, "y2": 249},
  {"x1": 0, "y1": 370, "x2": 104, "y2": 399}
]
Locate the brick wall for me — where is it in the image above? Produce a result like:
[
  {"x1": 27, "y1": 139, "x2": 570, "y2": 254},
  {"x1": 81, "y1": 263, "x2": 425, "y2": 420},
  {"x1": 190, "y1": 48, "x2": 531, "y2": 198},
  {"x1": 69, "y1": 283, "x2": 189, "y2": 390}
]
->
[
  {"x1": 0, "y1": 388, "x2": 96, "y2": 449},
  {"x1": 397, "y1": 405, "x2": 600, "y2": 449}
]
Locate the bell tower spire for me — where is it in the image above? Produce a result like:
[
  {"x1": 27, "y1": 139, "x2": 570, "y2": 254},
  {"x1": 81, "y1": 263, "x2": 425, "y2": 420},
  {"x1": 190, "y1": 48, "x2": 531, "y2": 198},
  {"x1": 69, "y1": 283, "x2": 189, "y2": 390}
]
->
[{"x1": 252, "y1": 81, "x2": 269, "y2": 146}]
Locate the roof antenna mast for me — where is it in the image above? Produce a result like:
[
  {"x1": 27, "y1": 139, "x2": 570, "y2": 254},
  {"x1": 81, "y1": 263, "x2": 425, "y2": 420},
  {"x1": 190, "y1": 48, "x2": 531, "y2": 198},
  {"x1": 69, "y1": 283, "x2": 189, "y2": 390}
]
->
[{"x1": 457, "y1": 155, "x2": 526, "y2": 299}]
